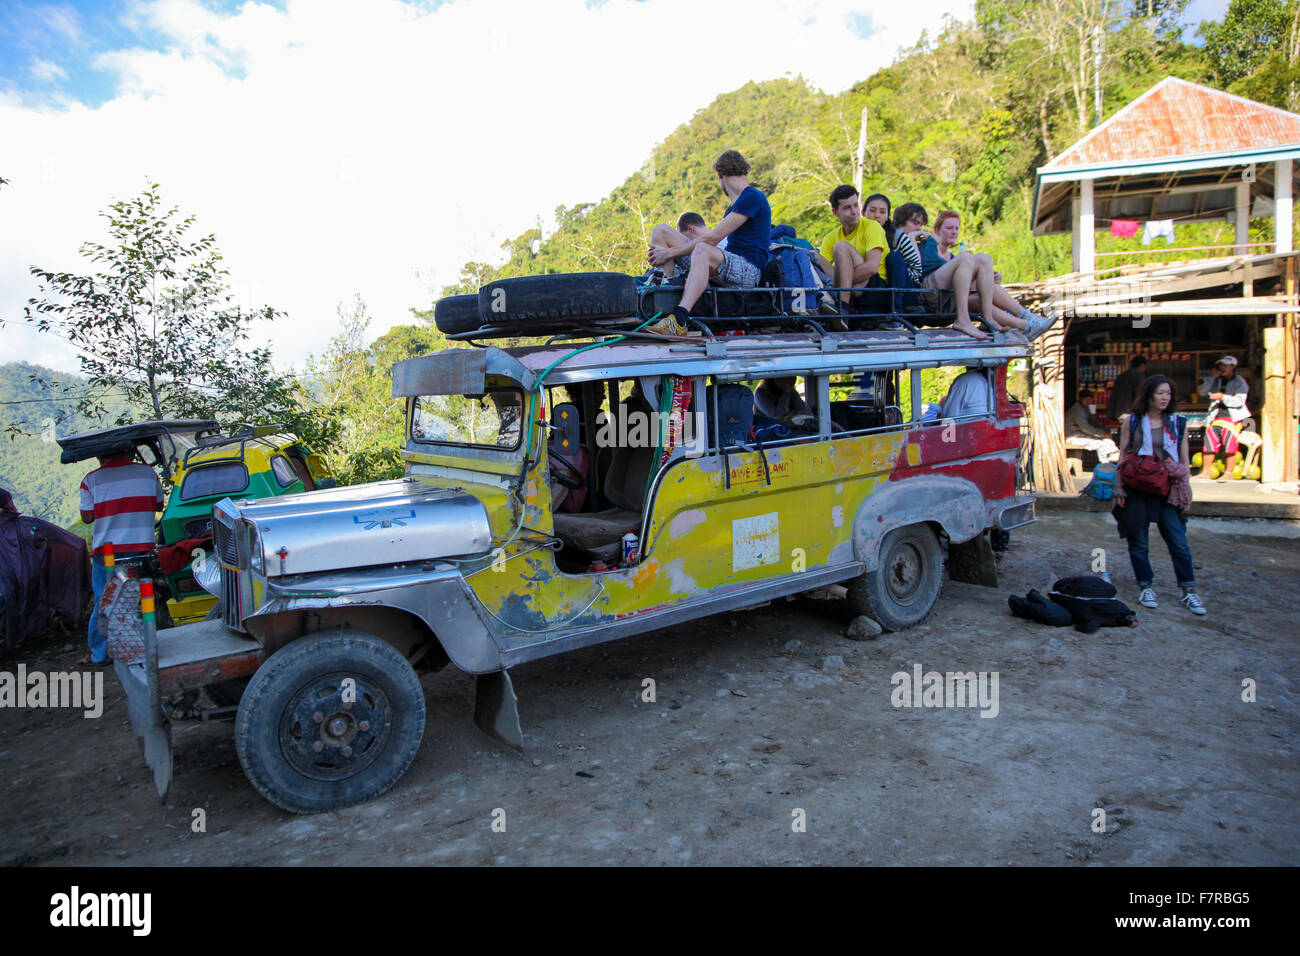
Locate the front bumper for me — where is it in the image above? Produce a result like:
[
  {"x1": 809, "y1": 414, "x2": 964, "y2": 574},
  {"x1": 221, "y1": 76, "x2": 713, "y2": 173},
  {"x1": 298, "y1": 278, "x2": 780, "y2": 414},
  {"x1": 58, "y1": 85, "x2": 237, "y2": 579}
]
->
[{"x1": 993, "y1": 495, "x2": 1036, "y2": 531}]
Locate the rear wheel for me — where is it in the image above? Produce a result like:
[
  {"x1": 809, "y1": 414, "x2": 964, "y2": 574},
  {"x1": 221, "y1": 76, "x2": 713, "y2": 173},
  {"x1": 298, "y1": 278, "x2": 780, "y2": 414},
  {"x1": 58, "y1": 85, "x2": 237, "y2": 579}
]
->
[
  {"x1": 234, "y1": 630, "x2": 426, "y2": 813},
  {"x1": 846, "y1": 524, "x2": 943, "y2": 631}
]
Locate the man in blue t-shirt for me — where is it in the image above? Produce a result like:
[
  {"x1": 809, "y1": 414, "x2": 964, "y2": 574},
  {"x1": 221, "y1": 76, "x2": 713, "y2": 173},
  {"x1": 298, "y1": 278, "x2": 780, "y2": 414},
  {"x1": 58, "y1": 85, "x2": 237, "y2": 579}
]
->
[{"x1": 647, "y1": 149, "x2": 771, "y2": 332}]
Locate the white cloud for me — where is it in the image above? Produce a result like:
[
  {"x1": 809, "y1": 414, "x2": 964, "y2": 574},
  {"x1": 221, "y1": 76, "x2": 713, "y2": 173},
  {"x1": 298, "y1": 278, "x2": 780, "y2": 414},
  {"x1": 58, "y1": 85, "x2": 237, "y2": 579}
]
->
[
  {"x1": 28, "y1": 58, "x2": 69, "y2": 83},
  {"x1": 1, "y1": 0, "x2": 973, "y2": 377},
  {"x1": 36, "y1": 4, "x2": 84, "y2": 44}
]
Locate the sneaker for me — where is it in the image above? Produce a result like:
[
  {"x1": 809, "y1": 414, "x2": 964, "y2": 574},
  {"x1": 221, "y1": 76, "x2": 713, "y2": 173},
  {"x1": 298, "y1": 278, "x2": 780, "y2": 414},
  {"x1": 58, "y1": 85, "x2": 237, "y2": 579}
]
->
[
  {"x1": 1181, "y1": 591, "x2": 1207, "y2": 615},
  {"x1": 1138, "y1": 587, "x2": 1158, "y2": 609},
  {"x1": 646, "y1": 313, "x2": 687, "y2": 336},
  {"x1": 1024, "y1": 312, "x2": 1060, "y2": 341}
]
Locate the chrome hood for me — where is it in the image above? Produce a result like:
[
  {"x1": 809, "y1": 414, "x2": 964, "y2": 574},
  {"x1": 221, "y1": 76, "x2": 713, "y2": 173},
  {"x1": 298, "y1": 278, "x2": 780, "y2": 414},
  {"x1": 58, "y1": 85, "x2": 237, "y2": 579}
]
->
[{"x1": 224, "y1": 478, "x2": 492, "y2": 577}]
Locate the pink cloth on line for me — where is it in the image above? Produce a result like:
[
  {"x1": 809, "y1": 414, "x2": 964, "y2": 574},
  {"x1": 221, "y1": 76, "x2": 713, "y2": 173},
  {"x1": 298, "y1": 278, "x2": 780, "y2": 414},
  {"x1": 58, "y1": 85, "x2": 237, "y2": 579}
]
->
[{"x1": 1111, "y1": 219, "x2": 1140, "y2": 238}]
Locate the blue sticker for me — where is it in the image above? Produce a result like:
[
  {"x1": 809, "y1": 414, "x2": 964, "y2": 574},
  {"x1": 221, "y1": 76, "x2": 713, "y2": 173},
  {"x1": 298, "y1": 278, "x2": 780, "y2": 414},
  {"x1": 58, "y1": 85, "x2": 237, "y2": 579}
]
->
[{"x1": 353, "y1": 508, "x2": 416, "y2": 530}]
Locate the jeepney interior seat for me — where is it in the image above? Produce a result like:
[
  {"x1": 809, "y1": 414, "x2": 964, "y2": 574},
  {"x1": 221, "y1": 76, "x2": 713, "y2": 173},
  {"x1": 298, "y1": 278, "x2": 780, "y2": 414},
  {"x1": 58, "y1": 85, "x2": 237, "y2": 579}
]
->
[
  {"x1": 552, "y1": 444, "x2": 652, "y2": 551},
  {"x1": 552, "y1": 397, "x2": 656, "y2": 553}
]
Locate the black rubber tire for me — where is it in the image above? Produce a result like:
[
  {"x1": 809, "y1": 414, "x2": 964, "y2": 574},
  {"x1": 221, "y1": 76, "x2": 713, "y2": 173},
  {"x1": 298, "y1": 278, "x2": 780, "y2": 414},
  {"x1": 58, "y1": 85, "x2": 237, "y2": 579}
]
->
[
  {"x1": 477, "y1": 272, "x2": 637, "y2": 326},
  {"x1": 234, "y1": 630, "x2": 426, "y2": 813},
  {"x1": 433, "y1": 294, "x2": 483, "y2": 336},
  {"x1": 846, "y1": 524, "x2": 943, "y2": 632}
]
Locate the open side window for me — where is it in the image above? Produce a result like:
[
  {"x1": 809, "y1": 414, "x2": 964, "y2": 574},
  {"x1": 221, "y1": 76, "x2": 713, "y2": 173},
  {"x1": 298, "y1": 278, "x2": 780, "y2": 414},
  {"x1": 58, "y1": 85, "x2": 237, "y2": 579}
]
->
[
  {"x1": 826, "y1": 370, "x2": 907, "y2": 435},
  {"x1": 548, "y1": 374, "x2": 702, "y2": 572},
  {"x1": 702, "y1": 374, "x2": 819, "y2": 453}
]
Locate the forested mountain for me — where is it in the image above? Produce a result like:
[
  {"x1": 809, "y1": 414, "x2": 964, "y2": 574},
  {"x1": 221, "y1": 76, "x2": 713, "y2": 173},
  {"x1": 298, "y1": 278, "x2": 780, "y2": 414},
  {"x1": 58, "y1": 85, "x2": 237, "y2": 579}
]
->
[
  {"x1": 0, "y1": 362, "x2": 138, "y2": 525},
  {"x1": 438, "y1": 1, "x2": 1294, "y2": 296}
]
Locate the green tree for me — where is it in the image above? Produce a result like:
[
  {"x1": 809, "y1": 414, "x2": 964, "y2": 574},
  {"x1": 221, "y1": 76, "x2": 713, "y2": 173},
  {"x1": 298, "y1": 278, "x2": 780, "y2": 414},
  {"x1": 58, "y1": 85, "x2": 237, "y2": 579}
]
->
[
  {"x1": 304, "y1": 298, "x2": 449, "y2": 485},
  {"x1": 24, "y1": 183, "x2": 304, "y2": 429},
  {"x1": 1198, "y1": 0, "x2": 1300, "y2": 110},
  {"x1": 1199, "y1": 0, "x2": 1295, "y2": 86}
]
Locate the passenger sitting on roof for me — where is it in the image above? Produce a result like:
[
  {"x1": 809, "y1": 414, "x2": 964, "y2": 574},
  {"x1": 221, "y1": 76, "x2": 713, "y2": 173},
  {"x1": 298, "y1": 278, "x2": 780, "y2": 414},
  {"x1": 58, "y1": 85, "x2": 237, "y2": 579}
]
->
[
  {"x1": 891, "y1": 202, "x2": 928, "y2": 286},
  {"x1": 917, "y1": 210, "x2": 1056, "y2": 342},
  {"x1": 646, "y1": 149, "x2": 771, "y2": 334},
  {"x1": 811, "y1": 184, "x2": 888, "y2": 310},
  {"x1": 649, "y1": 212, "x2": 726, "y2": 280},
  {"x1": 862, "y1": 193, "x2": 924, "y2": 313},
  {"x1": 915, "y1": 210, "x2": 990, "y2": 341}
]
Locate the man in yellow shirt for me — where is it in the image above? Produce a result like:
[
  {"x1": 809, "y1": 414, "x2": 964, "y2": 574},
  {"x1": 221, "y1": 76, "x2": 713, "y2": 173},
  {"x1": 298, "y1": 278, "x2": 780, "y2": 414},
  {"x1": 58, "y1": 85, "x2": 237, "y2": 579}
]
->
[{"x1": 814, "y1": 185, "x2": 888, "y2": 308}]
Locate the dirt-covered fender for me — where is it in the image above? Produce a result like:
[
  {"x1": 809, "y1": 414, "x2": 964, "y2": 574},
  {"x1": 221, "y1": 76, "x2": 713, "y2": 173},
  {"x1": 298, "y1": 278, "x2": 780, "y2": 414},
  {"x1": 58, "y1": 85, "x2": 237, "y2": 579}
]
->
[
  {"x1": 850, "y1": 475, "x2": 987, "y2": 569},
  {"x1": 247, "y1": 570, "x2": 504, "y2": 674}
]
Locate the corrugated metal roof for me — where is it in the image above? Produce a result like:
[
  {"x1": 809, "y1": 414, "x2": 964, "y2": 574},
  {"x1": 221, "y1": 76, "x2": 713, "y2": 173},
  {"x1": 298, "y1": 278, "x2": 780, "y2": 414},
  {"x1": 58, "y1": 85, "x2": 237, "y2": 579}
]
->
[{"x1": 1045, "y1": 77, "x2": 1300, "y2": 170}]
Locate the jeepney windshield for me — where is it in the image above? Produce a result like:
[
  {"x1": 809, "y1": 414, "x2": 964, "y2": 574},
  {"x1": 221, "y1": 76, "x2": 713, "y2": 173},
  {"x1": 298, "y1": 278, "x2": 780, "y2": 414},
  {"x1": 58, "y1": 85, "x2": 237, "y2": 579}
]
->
[{"x1": 411, "y1": 388, "x2": 525, "y2": 451}]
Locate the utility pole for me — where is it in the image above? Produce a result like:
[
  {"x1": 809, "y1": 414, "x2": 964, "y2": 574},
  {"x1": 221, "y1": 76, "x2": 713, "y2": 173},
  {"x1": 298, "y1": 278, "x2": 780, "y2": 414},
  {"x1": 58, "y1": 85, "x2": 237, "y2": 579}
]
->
[
  {"x1": 854, "y1": 107, "x2": 868, "y2": 196},
  {"x1": 1093, "y1": 25, "x2": 1104, "y2": 127}
]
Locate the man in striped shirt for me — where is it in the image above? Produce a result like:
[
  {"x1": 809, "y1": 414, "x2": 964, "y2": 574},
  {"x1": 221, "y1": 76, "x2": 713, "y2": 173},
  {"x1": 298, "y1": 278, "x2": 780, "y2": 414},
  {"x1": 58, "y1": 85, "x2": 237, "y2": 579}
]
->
[{"x1": 79, "y1": 448, "x2": 164, "y2": 666}]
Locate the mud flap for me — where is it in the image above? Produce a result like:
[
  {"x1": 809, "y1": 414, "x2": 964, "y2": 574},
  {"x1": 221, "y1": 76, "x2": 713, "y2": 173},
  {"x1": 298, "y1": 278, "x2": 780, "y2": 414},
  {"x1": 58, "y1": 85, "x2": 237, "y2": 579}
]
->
[
  {"x1": 104, "y1": 571, "x2": 173, "y2": 802},
  {"x1": 473, "y1": 670, "x2": 523, "y2": 750},
  {"x1": 947, "y1": 533, "x2": 999, "y2": 588},
  {"x1": 114, "y1": 659, "x2": 173, "y2": 802}
]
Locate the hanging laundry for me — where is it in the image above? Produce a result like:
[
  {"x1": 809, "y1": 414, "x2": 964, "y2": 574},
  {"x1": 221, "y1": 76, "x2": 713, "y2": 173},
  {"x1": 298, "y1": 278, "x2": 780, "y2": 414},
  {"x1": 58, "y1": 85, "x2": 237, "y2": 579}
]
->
[
  {"x1": 1142, "y1": 219, "x2": 1175, "y2": 245},
  {"x1": 1110, "y1": 219, "x2": 1140, "y2": 238}
]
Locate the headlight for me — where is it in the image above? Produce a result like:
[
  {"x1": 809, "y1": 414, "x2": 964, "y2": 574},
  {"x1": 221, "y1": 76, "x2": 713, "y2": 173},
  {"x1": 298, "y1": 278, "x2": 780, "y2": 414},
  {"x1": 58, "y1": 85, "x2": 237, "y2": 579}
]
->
[
  {"x1": 247, "y1": 523, "x2": 264, "y2": 574},
  {"x1": 193, "y1": 555, "x2": 221, "y2": 596}
]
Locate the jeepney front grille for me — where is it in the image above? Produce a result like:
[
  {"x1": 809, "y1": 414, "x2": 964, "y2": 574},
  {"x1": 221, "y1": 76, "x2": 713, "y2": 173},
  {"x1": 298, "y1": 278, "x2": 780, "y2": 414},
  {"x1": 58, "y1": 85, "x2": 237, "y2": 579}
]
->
[
  {"x1": 213, "y1": 519, "x2": 239, "y2": 567},
  {"x1": 223, "y1": 566, "x2": 241, "y2": 629},
  {"x1": 212, "y1": 515, "x2": 244, "y2": 629}
]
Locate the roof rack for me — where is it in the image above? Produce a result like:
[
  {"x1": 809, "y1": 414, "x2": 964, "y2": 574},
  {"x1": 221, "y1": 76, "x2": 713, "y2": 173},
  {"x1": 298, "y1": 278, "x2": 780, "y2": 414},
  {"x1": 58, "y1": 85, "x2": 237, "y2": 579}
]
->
[
  {"x1": 450, "y1": 280, "x2": 992, "y2": 346},
  {"x1": 182, "y1": 424, "x2": 292, "y2": 469}
]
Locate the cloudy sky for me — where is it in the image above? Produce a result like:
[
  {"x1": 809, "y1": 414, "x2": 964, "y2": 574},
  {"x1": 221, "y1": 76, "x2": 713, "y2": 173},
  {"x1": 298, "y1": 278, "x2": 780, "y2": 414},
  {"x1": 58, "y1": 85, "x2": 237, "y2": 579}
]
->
[{"x1": 1, "y1": 0, "x2": 1228, "y2": 376}]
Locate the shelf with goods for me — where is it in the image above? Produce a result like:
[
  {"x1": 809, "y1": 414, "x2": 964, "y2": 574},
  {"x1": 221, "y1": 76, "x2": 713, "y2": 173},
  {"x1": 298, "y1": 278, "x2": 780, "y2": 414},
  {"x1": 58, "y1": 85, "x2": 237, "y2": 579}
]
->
[{"x1": 1073, "y1": 343, "x2": 1240, "y2": 414}]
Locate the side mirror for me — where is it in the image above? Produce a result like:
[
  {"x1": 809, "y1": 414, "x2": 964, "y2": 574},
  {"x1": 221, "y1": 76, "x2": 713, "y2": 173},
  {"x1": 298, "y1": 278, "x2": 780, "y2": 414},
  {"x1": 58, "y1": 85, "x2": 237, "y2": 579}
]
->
[{"x1": 550, "y1": 403, "x2": 580, "y2": 454}]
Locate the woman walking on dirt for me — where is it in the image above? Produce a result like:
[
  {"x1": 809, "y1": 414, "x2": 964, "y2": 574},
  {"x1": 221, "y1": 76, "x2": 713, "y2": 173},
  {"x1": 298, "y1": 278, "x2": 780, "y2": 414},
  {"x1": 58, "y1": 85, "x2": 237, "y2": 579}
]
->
[{"x1": 1113, "y1": 375, "x2": 1205, "y2": 616}]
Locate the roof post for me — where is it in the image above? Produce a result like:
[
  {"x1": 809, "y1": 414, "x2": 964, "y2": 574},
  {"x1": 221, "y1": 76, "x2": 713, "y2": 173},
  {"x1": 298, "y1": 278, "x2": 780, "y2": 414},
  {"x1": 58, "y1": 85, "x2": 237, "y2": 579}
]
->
[
  {"x1": 1235, "y1": 180, "x2": 1250, "y2": 255},
  {"x1": 1276, "y1": 159, "x2": 1293, "y2": 255},
  {"x1": 1071, "y1": 195, "x2": 1082, "y2": 272},
  {"x1": 1079, "y1": 179, "x2": 1095, "y2": 275}
]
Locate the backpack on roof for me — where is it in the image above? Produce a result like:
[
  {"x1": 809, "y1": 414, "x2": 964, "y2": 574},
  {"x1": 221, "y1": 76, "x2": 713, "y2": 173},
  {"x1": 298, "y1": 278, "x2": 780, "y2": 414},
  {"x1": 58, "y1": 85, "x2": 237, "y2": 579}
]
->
[{"x1": 763, "y1": 225, "x2": 832, "y2": 315}]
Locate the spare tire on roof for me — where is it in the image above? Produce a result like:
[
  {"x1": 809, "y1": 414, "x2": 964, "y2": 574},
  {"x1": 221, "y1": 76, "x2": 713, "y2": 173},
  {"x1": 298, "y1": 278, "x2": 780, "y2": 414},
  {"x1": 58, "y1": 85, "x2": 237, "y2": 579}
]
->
[
  {"x1": 433, "y1": 294, "x2": 483, "y2": 337},
  {"x1": 477, "y1": 272, "x2": 638, "y2": 327}
]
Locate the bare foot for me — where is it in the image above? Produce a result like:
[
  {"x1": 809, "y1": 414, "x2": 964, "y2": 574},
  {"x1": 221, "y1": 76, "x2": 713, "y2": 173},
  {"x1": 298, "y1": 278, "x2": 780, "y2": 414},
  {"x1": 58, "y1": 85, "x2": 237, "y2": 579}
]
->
[{"x1": 952, "y1": 318, "x2": 989, "y2": 341}]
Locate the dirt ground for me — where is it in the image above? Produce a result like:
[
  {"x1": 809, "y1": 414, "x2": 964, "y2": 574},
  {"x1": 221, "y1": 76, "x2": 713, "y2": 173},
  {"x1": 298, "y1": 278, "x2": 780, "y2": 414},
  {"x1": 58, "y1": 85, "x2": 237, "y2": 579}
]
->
[{"x1": 2, "y1": 511, "x2": 1297, "y2": 866}]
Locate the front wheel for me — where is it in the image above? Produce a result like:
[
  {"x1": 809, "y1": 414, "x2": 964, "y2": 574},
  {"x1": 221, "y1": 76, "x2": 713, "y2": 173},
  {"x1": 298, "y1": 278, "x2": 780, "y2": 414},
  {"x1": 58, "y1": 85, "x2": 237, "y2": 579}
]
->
[
  {"x1": 846, "y1": 524, "x2": 943, "y2": 631},
  {"x1": 234, "y1": 630, "x2": 426, "y2": 813}
]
